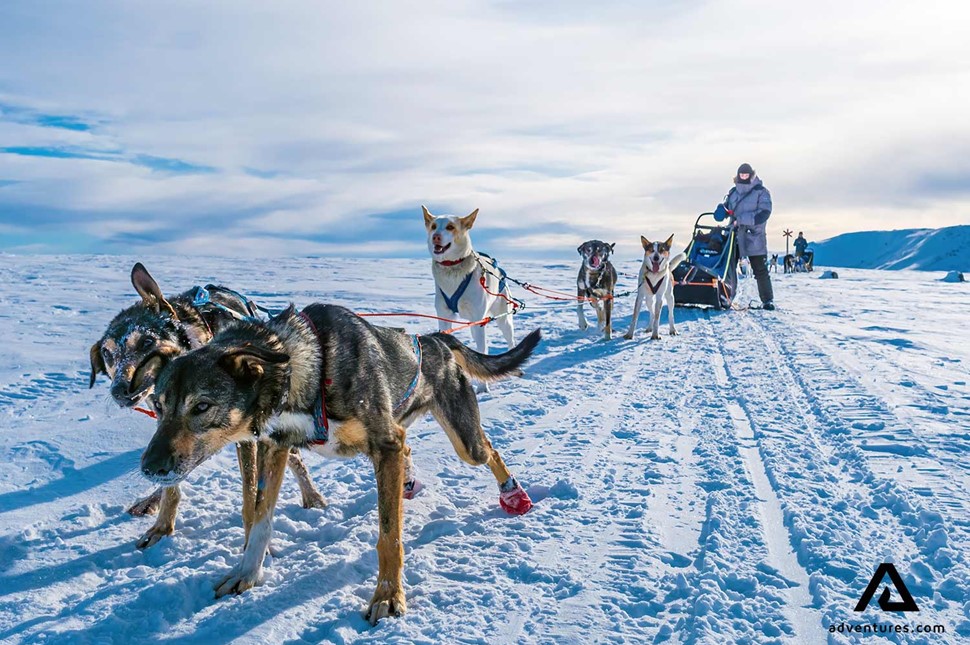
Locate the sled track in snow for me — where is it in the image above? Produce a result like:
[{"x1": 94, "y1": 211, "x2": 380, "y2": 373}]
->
[
  {"x1": 755, "y1": 314, "x2": 970, "y2": 545},
  {"x1": 718, "y1": 310, "x2": 968, "y2": 639},
  {"x1": 708, "y1": 316, "x2": 824, "y2": 643},
  {"x1": 513, "y1": 335, "x2": 674, "y2": 641},
  {"x1": 650, "y1": 312, "x2": 802, "y2": 644}
]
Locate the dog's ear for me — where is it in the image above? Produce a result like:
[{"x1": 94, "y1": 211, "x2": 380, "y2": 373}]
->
[
  {"x1": 271, "y1": 304, "x2": 297, "y2": 323},
  {"x1": 421, "y1": 205, "x2": 434, "y2": 228},
  {"x1": 131, "y1": 263, "x2": 178, "y2": 319},
  {"x1": 219, "y1": 345, "x2": 289, "y2": 383},
  {"x1": 459, "y1": 208, "x2": 479, "y2": 230},
  {"x1": 641, "y1": 236, "x2": 651, "y2": 250},
  {"x1": 664, "y1": 234, "x2": 674, "y2": 249},
  {"x1": 609, "y1": 242, "x2": 616, "y2": 253},
  {"x1": 88, "y1": 341, "x2": 106, "y2": 389},
  {"x1": 577, "y1": 243, "x2": 586, "y2": 255}
]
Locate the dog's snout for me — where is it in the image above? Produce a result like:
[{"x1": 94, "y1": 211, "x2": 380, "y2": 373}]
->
[
  {"x1": 141, "y1": 441, "x2": 178, "y2": 480},
  {"x1": 432, "y1": 233, "x2": 442, "y2": 244},
  {"x1": 110, "y1": 379, "x2": 134, "y2": 406},
  {"x1": 142, "y1": 462, "x2": 171, "y2": 477}
]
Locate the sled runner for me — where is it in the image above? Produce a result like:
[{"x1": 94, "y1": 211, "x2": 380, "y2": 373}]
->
[{"x1": 673, "y1": 212, "x2": 739, "y2": 310}]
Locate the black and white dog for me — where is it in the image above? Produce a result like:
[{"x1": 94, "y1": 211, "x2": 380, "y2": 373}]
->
[{"x1": 576, "y1": 240, "x2": 618, "y2": 340}]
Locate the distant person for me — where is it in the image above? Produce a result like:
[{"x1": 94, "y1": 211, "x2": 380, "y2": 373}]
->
[
  {"x1": 794, "y1": 232, "x2": 808, "y2": 259},
  {"x1": 724, "y1": 163, "x2": 774, "y2": 310}
]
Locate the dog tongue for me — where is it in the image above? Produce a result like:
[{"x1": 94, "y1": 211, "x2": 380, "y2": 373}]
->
[{"x1": 590, "y1": 256, "x2": 601, "y2": 268}]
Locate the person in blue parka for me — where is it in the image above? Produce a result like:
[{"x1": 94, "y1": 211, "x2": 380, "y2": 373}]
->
[{"x1": 724, "y1": 163, "x2": 775, "y2": 310}]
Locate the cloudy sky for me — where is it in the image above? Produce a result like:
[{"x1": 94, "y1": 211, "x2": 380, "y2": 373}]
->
[{"x1": 1, "y1": 1, "x2": 968, "y2": 258}]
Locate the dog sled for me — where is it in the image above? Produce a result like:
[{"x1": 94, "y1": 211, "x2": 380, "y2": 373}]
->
[{"x1": 672, "y1": 212, "x2": 739, "y2": 310}]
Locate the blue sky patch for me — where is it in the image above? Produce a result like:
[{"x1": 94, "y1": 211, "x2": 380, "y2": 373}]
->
[
  {"x1": 0, "y1": 102, "x2": 95, "y2": 132},
  {"x1": 132, "y1": 155, "x2": 217, "y2": 175}
]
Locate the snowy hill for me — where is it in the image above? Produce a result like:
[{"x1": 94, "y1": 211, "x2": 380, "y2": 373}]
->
[
  {"x1": 0, "y1": 256, "x2": 968, "y2": 642},
  {"x1": 810, "y1": 224, "x2": 970, "y2": 271}
]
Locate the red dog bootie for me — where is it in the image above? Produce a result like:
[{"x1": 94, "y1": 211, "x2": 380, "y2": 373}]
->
[
  {"x1": 499, "y1": 476, "x2": 533, "y2": 515},
  {"x1": 403, "y1": 478, "x2": 423, "y2": 500}
]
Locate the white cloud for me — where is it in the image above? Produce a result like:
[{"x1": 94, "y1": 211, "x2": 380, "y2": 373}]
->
[{"x1": 1, "y1": 0, "x2": 969, "y2": 256}]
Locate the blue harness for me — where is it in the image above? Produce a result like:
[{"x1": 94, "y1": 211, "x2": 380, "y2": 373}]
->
[
  {"x1": 190, "y1": 285, "x2": 260, "y2": 321},
  {"x1": 393, "y1": 335, "x2": 423, "y2": 415},
  {"x1": 438, "y1": 253, "x2": 507, "y2": 314},
  {"x1": 440, "y1": 272, "x2": 474, "y2": 314}
]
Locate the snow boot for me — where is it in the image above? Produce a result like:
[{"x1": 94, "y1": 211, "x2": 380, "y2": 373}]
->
[
  {"x1": 403, "y1": 478, "x2": 423, "y2": 500},
  {"x1": 499, "y1": 476, "x2": 533, "y2": 515}
]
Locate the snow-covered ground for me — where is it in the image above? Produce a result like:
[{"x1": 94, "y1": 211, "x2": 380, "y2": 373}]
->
[{"x1": 0, "y1": 255, "x2": 967, "y2": 644}]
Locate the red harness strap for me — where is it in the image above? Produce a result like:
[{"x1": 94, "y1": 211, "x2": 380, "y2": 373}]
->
[
  {"x1": 436, "y1": 256, "x2": 470, "y2": 267},
  {"x1": 134, "y1": 406, "x2": 157, "y2": 419}
]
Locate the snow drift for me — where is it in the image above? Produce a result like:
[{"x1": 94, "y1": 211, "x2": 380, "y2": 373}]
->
[{"x1": 942, "y1": 271, "x2": 966, "y2": 283}]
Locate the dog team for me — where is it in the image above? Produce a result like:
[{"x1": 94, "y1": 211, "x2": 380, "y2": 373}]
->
[{"x1": 87, "y1": 206, "x2": 683, "y2": 625}]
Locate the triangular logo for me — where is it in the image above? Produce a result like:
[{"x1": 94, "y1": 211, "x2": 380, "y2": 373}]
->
[{"x1": 854, "y1": 563, "x2": 919, "y2": 612}]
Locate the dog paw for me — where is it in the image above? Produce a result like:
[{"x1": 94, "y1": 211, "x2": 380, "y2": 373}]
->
[
  {"x1": 669, "y1": 329, "x2": 678, "y2": 336},
  {"x1": 215, "y1": 563, "x2": 263, "y2": 598},
  {"x1": 301, "y1": 490, "x2": 328, "y2": 510},
  {"x1": 650, "y1": 333, "x2": 661, "y2": 340},
  {"x1": 127, "y1": 491, "x2": 161, "y2": 516},
  {"x1": 136, "y1": 522, "x2": 173, "y2": 549},
  {"x1": 578, "y1": 321, "x2": 589, "y2": 331},
  {"x1": 475, "y1": 381, "x2": 491, "y2": 395},
  {"x1": 364, "y1": 582, "x2": 407, "y2": 625},
  {"x1": 623, "y1": 332, "x2": 634, "y2": 340},
  {"x1": 403, "y1": 478, "x2": 423, "y2": 500}
]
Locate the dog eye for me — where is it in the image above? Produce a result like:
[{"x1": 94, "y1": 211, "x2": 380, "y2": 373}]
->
[
  {"x1": 193, "y1": 402, "x2": 211, "y2": 415},
  {"x1": 152, "y1": 399, "x2": 163, "y2": 413},
  {"x1": 446, "y1": 224, "x2": 455, "y2": 231},
  {"x1": 430, "y1": 224, "x2": 437, "y2": 231},
  {"x1": 100, "y1": 346, "x2": 114, "y2": 367},
  {"x1": 139, "y1": 336, "x2": 156, "y2": 350}
]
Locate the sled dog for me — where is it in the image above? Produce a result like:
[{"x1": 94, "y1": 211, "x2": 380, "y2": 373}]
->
[
  {"x1": 423, "y1": 205, "x2": 516, "y2": 390},
  {"x1": 625, "y1": 235, "x2": 686, "y2": 340},
  {"x1": 140, "y1": 304, "x2": 540, "y2": 623},
  {"x1": 89, "y1": 263, "x2": 326, "y2": 548},
  {"x1": 576, "y1": 240, "x2": 618, "y2": 340}
]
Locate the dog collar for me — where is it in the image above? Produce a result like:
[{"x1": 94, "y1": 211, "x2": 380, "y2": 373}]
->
[{"x1": 436, "y1": 256, "x2": 471, "y2": 267}]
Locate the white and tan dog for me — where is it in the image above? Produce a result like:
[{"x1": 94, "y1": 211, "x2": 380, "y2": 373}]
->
[
  {"x1": 423, "y1": 206, "x2": 516, "y2": 390},
  {"x1": 625, "y1": 235, "x2": 686, "y2": 341}
]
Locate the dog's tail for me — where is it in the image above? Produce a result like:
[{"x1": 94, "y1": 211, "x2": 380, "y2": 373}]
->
[
  {"x1": 431, "y1": 329, "x2": 541, "y2": 381},
  {"x1": 670, "y1": 252, "x2": 687, "y2": 270}
]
